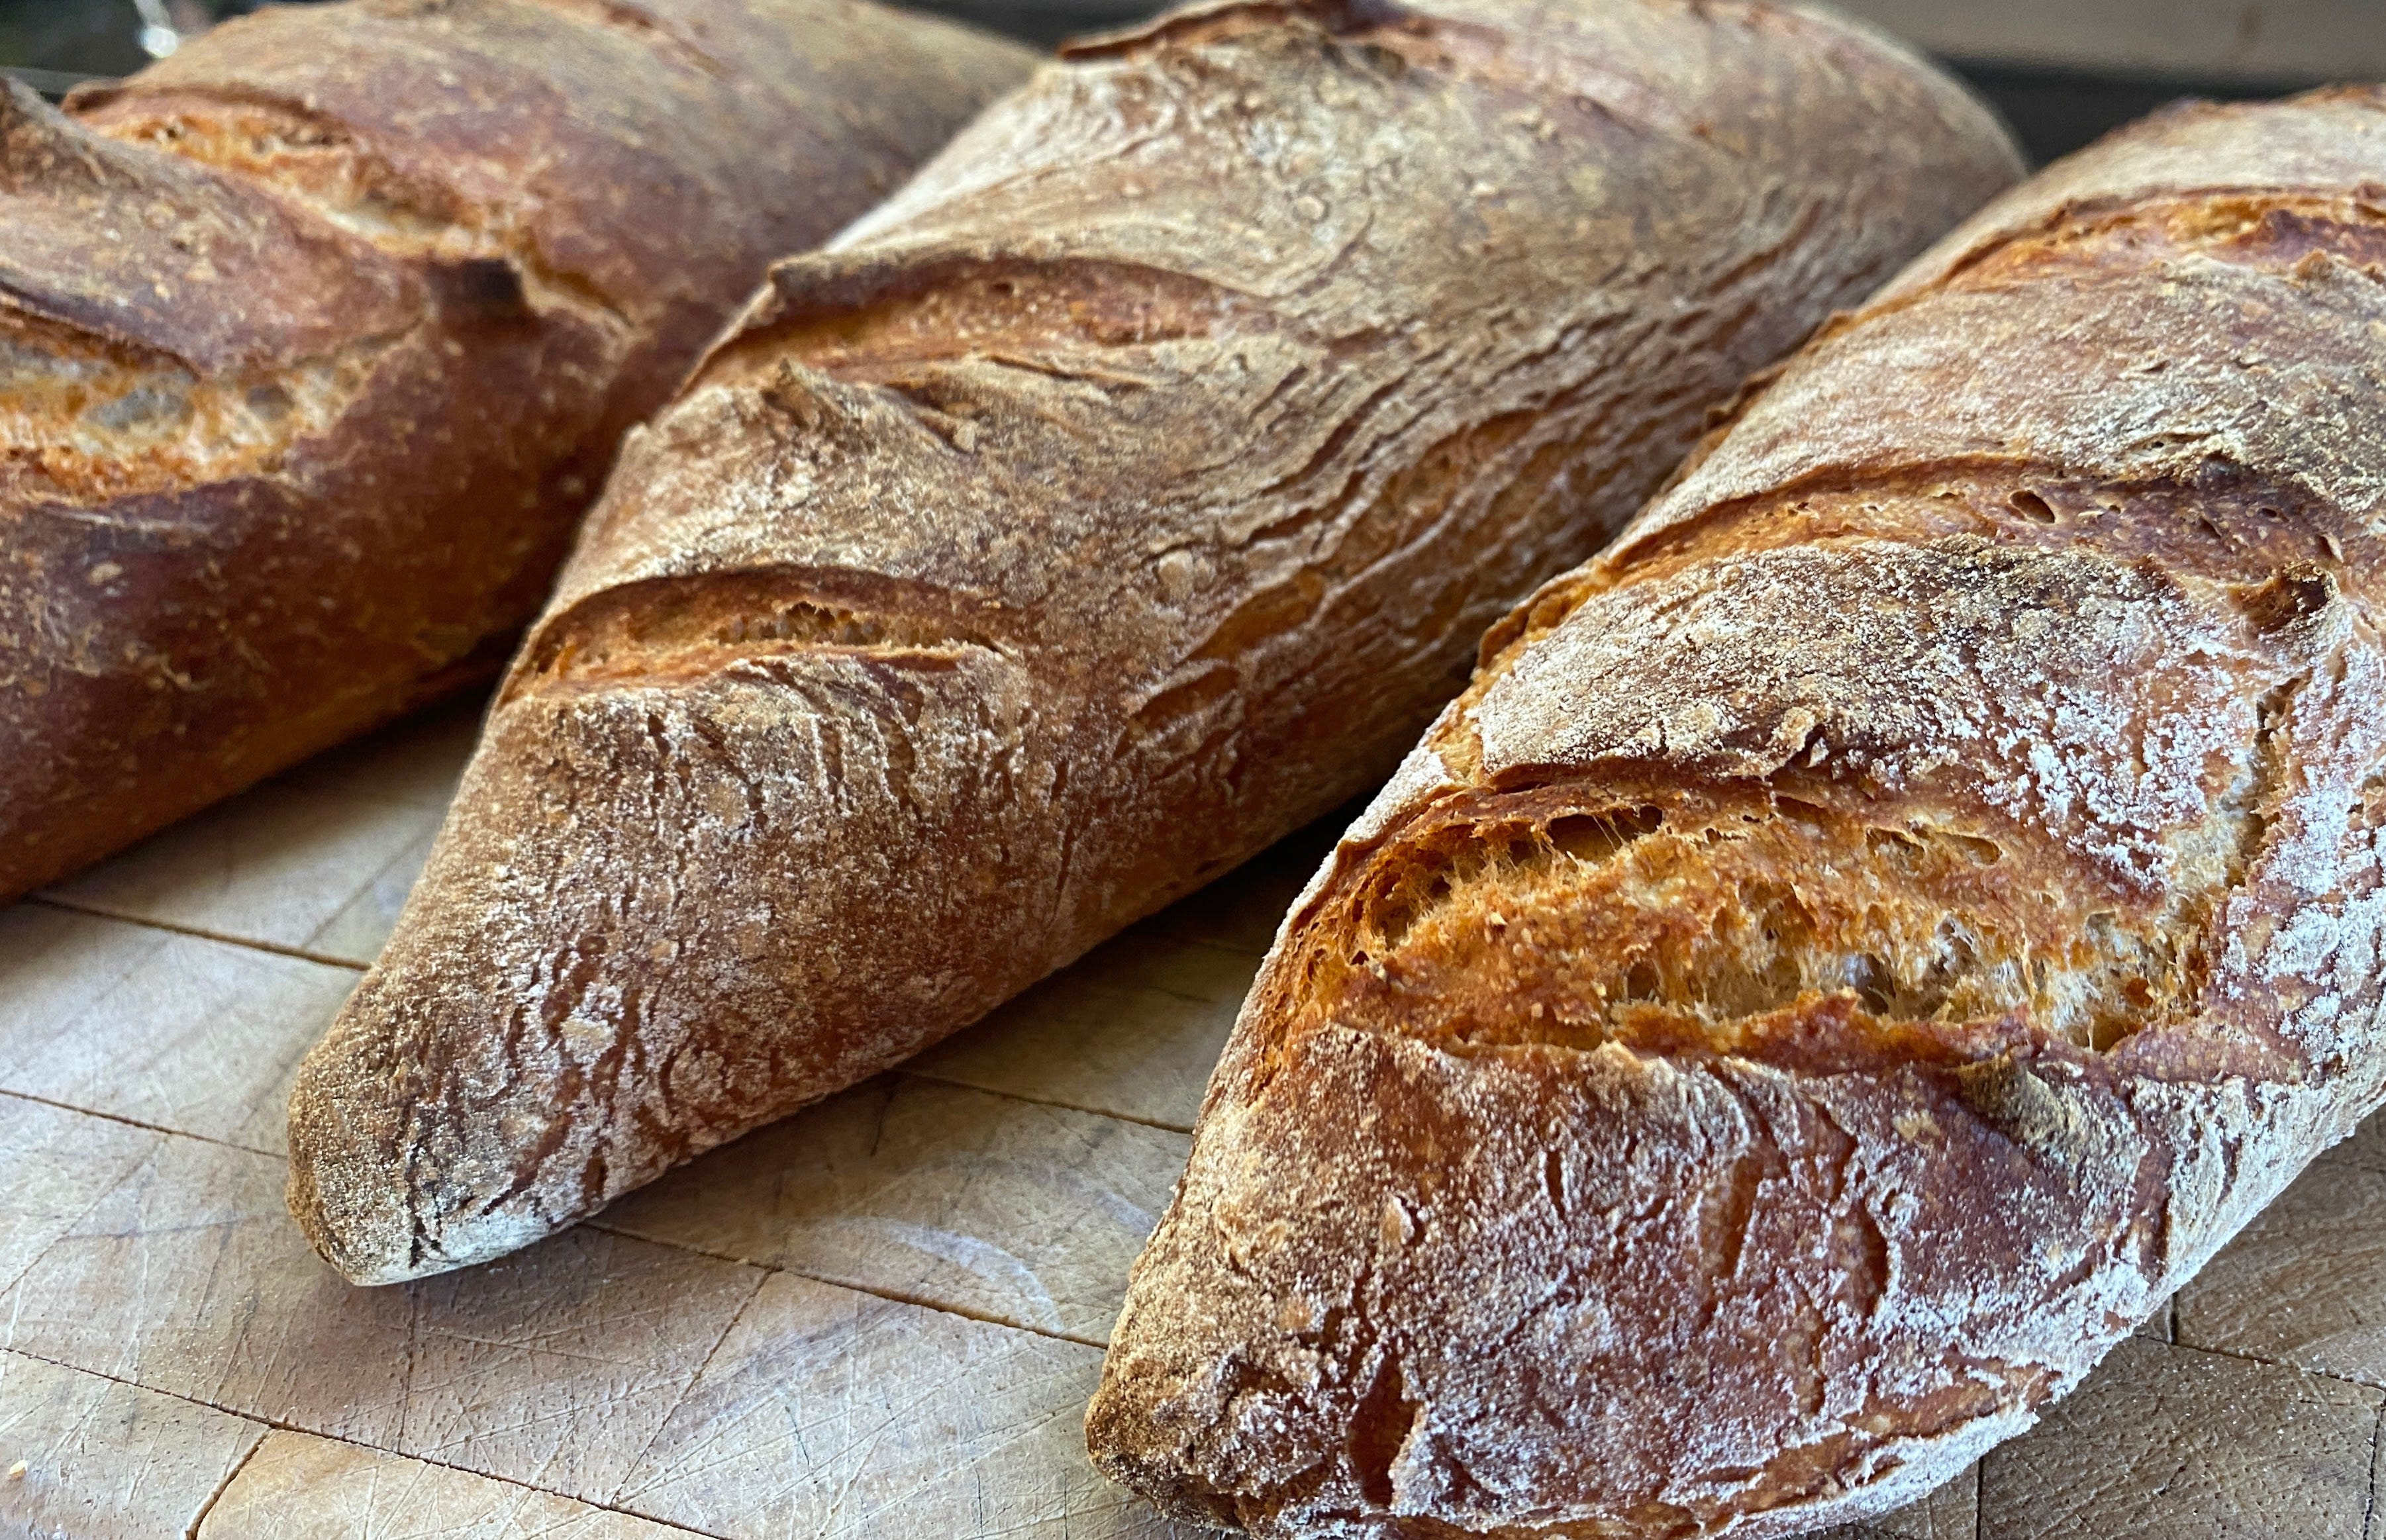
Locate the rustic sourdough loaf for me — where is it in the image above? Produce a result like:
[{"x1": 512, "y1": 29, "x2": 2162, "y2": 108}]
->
[
  {"x1": 1088, "y1": 87, "x2": 2386, "y2": 1537},
  {"x1": 286, "y1": 0, "x2": 2021, "y2": 1284},
  {"x1": 0, "y1": 0, "x2": 1032, "y2": 900}
]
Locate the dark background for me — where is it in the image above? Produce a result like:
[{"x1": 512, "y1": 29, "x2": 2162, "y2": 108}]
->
[{"x1": 0, "y1": 0, "x2": 2333, "y2": 168}]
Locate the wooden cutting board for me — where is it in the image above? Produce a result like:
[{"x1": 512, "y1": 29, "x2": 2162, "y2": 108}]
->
[{"x1": 0, "y1": 696, "x2": 2378, "y2": 1539}]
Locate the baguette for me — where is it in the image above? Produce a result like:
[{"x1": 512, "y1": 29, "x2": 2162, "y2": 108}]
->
[
  {"x1": 1088, "y1": 87, "x2": 2386, "y2": 1537},
  {"x1": 0, "y1": 0, "x2": 1032, "y2": 900},
  {"x1": 285, "y1": 0, "x2": 2022, "y2": 1284}
]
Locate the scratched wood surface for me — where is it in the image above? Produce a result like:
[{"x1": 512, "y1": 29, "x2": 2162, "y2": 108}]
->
[{"x1": 1, "y1": 695, "x2": 2382, "y2": 1539}]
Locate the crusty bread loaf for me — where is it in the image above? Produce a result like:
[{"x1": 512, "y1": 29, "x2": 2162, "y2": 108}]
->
[
  {"x1": 0, "y1": 0, "x2": 1032, "y2": 901},
  {"x1": 285, "y1": 0, "x2": 2021, "y2": 1286},
  {"x1": 1088, "y1": 86, "x2": 2386, "y2": 1538}
]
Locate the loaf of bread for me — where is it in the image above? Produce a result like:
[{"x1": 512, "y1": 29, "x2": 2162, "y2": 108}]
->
[
  {"x1": 0, "y1": 0, "x2": 1031, "y2": 900},
  {"x1": 1089, "y1": 87, "x2": 2386, "y2": 1537},
  {"x1": 285, "y1": 0, "x2": 2020, "y2": 1285}
]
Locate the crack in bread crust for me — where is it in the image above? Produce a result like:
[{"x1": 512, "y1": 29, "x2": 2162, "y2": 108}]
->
[
  {"x1": 1289, "y1": 783, "x2": 2246, "y2": 1069},
  {"x1": 0, "y1": 309, "x2": 410, "y2": 505},
  {"x1": 83, "y1": 89, "x2": 636, "y2": 328},
  {"x1": 508, "y1": 565, "x2": 1018, "y2": 700}
]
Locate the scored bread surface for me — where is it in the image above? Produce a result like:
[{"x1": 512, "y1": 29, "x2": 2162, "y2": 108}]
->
[
  {"x1": 0, "y1": 0, "x2": 1032, "y2": 900},
  {"x1": 285, "y1": 0, "x2": 2022, "y2": 1284},
  {"x1": 1087, "y1": 89, "x2": 2386, "y2": 1537}
]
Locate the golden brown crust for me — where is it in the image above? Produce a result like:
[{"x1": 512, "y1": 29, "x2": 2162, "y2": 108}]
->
[
  {"x1": 283, "y1": 0, "x2": 2020, "y2": 1286},
  {"x1": 0, "y1": 0, "x2": 1033, "y2": 900},
  {"x1": 1089, "y1": 87, "x2": 2386, "y2": 1537}
]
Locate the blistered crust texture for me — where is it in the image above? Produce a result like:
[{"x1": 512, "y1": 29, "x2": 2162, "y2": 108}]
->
[
  {"x1": 1089, "y1": 89, "x2": 2386, "y2": 1536},
  {"x1": 285, "y1": 0, "x2": 2022, "y2": 1284},
  {"x1": 0, "y1": 0, "x2": 1034, "y2": 899}
]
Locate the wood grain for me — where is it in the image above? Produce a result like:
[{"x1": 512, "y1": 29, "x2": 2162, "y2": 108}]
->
[
  {"x1": 6, "y1": 1131, "x2": 422, "y2": 1453},
  {"x1": 37, "y1": 699, "x2": 478, "y2": 967},
  {"x1": 2179, "y1": 1157, "x2": 2386, "y2": 1390},
  {"x1": 2322, "y1": 1112, "x2": 2386, "y2": 1177},
  {"x1": 600, "y1": 1075, "x2": 1191, "y2": 1345},
  {"x1": 1, "y1": 700, "x2": 2384, "y2": 1533},
  {"x1": 1977, "y1": 1337, "x2": 2383, "y2": 1540},
  {"x1": 0, "y1": 1347, "x2": 264, "y2": 1540},
  {"x1": 0, "y1": 1133, "x2": 766, "y2": 1506},
  {"x1": 911, "y1": 926, "x2": 1264, "y2": 1132},
  {"x1": 609, "y1": 1271, "x2": 1193, "y2": 1540},
  {"x1": 0, "y1": 905, "x2": 356, "y2": 1155},
  {"x1": 199, "y1": 1431, "x2": 687, "y2": 1539},
  {"x1": 0, "y1": 1092, "x2": 157, "y2": 1299}
]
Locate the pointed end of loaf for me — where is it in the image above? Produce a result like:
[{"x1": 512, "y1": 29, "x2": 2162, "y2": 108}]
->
[
  {"x1": 276, "y1": 695, "x2": 678, "y2": 1288},
  {"x1": 274, "y1": 687, "x2": 695, "y2": 1288},
  {"x1": 283, "y1": 632, "x2": 1059, "y2": 1284},
  {"x1": 283, "y1": 1088, "x2": 426, "y2": 1288},
  {"x1": 284, "y1": 990, "x2": 425, "y2": 1286},
  {"x1": 283, "y1": 987, "x2": 559, "y2": 1287}
]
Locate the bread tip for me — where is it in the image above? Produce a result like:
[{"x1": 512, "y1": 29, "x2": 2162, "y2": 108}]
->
[
  {"x1": 284, "y1": 1133, "x2": 542, "y2": 1288},
  {"x1": 283, "y1": 1038, "x2": 485, "y2": 1288},
  {"x1": 283, "y1": 1133, "x2": 415, "y2": 1288}
]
